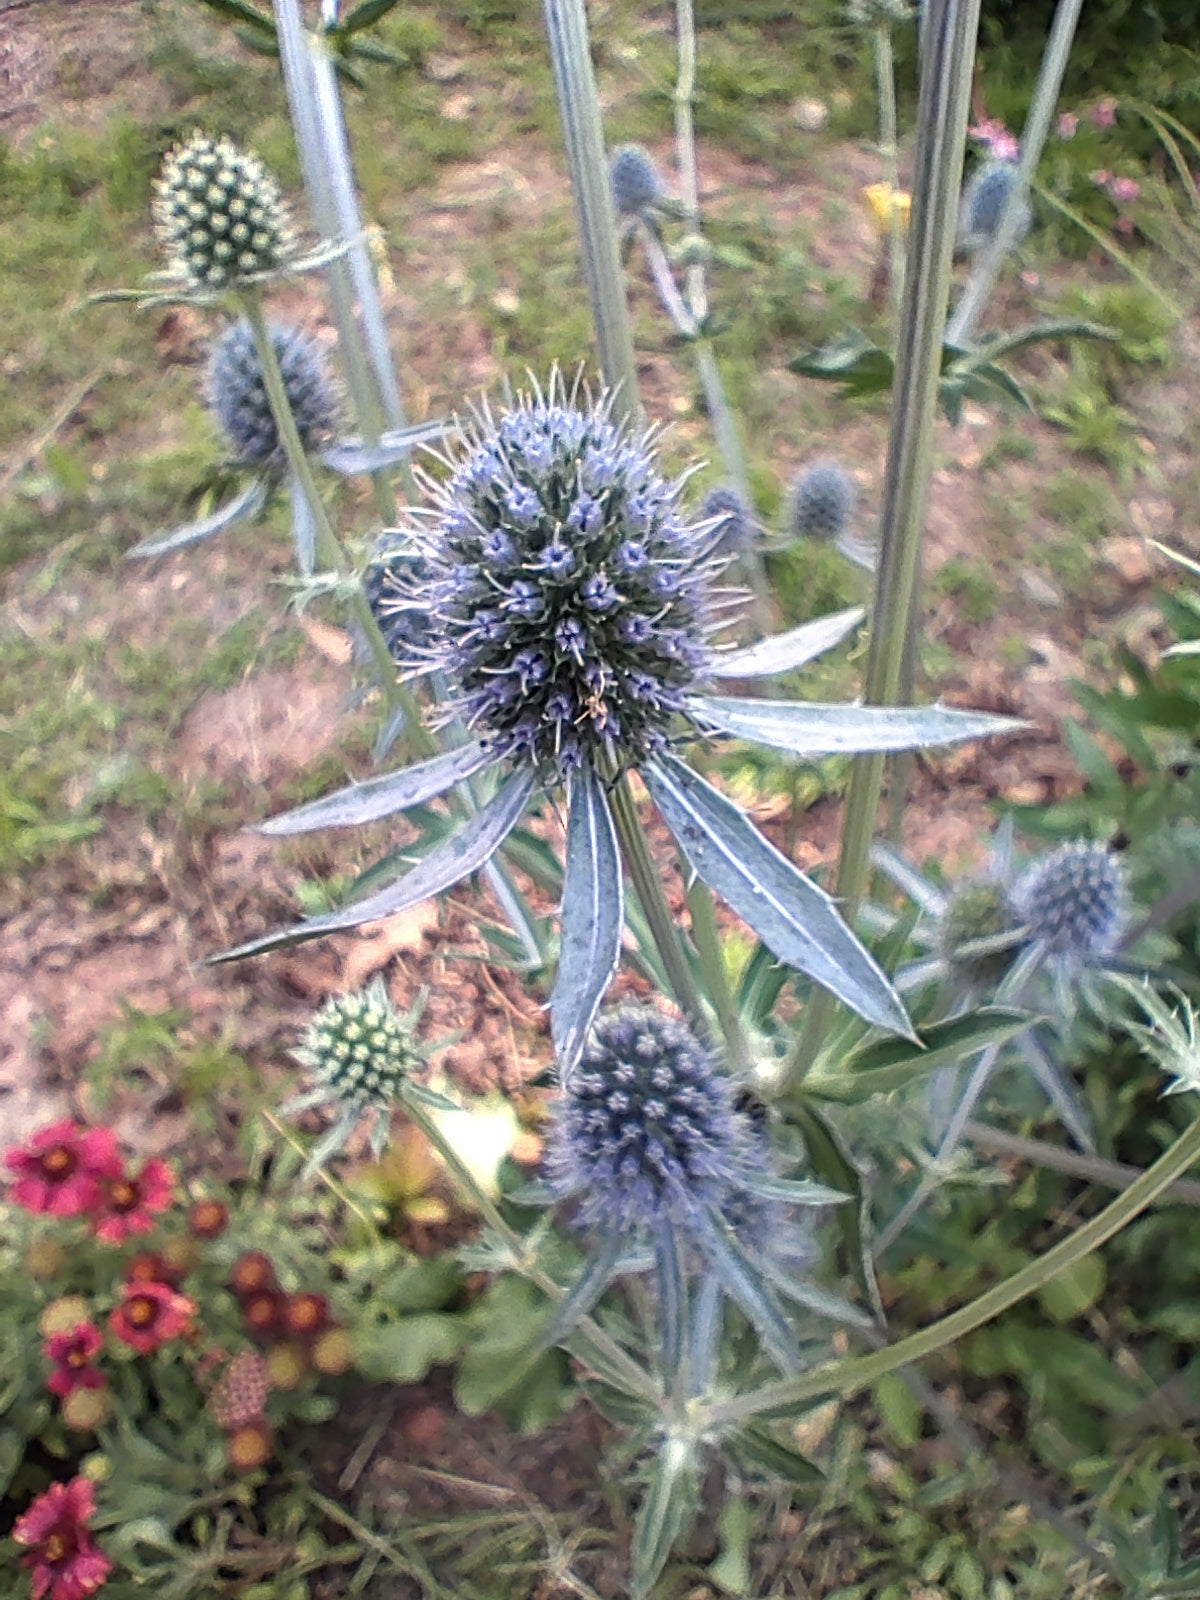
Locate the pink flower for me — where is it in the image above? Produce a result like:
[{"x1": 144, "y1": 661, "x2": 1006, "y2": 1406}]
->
[
  {"x1": 1091, "y1": 96, "x2": 1117, "y2": 129},
  {"x1": 13, "y1": 1477, "x2": 113, "y2": 1600},
  {"x1": 93, "y1": 1159, "x2": 175, "y2": 1244},
  {"x1": 968, "y1": 117, "x2": 1019, "y2": 162},
  {"x1": 1109, "y1": 176, "x2": 1140, "y2": 205},
  {"x1": 1057, "y1": 111, "x2": 1079, "y2": 140},
  {"x1": 5, "y1": 1124, "x2": 122, "y2": 1218},
  {"x1": 108, "y1": 1281, "x2": 195, "y2": 1354},
  {"x1": 45, "y1": 1323, "x2": 107, "y2": 1399}
]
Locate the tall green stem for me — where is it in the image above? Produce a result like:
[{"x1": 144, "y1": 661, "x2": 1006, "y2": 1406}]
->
[
  {"x1": 872, "y1": 22, "x2": 905, "y2": 316},
  {"x1": 685, "y1": 875, "x2": 751, "y2": 1075},
  {"x1": 608, "y1": 773, "x2": 708, "y2": 1036},
  {"x1": 788, "y1": 0, "x2": 981, "y2": 1085},
  {"x1": 701, "y1": 1110, "x2": 1200, "y2": 1429},
  {"x1": 542, "y1": 0, "x2": 640, "y2": 422},
  {"x1": 240, "y1": 292, "x2": 435, "y2": 758}
]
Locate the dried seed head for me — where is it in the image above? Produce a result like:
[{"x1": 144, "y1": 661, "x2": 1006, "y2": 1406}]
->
[
  {"x1": 610, "y1": 144, "x2": 665, "y2": 217},
  {"x1": 1012, "y1": 841, "x2": 1127, "y2": 967},
  {"x1": 790, "y1": 462, "x2": 856, "y2": 543},
  {"x1": 153, "y1": 132, "x2": 294, "y2": 289},
  {"x1": 208, "y1": 1351, "x2": 270, "y2": 1430},
  {"x1": 545, "y1": 1004, "x2": 751, "y2": 1234},
  {"x1": 61, "y1": 1386, "x2": 112, "y2": 1433},
  {"x1": 407, "y1": 376, "x2": 715, "y2": 783},
  {"x1": 296, "y1": 978, "x2": 421, "y2": 1112},
  {"x1": 209, "y1": 319, "x2": 338, "y2": 468},
  {"x1": 230, "y1": 1252, "x2": 277, "y2": 1299},
  {"x1": 311, "y1": 1326, "x2": 354, "y2": 1376}
]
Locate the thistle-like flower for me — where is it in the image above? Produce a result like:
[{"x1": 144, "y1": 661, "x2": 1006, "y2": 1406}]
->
[
  {"x1": 610, "y1": 144, "x2": 666, "y2": 219},
  {"x1": 543, "y1": 1005, "x2": 840, "y2": 1374},
  {"x1": 1012, "y1": 840, "x2": 1127, "y2": 972},
  {"x1": 790, "y1": 462, "x2": 856, "y2": 543},
  {"x1": 700, "y1": 484, "x2": 757, "y2": 557},
  {"x1": 284, "y1": 977, "x2": 427, "y2": 1172},
  {"x1": 957, "y1": 160, "x2": 1032, "y2": 256},
  {"x1": 153, "y1": 132, "x2": 295, "y2": 291},
  {"x1": 211, "y1": 319, "x2": 339, "y2": 469},
  {"x1": 364, "y1": 538, "x2": 435, "y2": 661},
  {"x1": 218, "y1": 373, "x2": 1018, "y2": 1074},
  {"x1": 938, "y1": 879, "x2": 1024, "y2": 990}
]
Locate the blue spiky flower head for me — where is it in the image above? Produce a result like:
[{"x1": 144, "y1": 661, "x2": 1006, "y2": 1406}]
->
[
  {"x1": 546, "y1": 1005, "x2": 749, "y2": 1234},
  {"x1": 790, "y1": 462, "x2": 856, "y2": 543},
  {"x1": 153, "y1": 132, "x2": 295, "y2": 290},
  {"x1": 700, "y1": 484, "x2": 756, "y2": 557},
  {"x1": 404, "y1": 374, "x2": 715, "y2": 783},
  {"x1": 364, "y1": 539, "x2": 435, "y2": 661},
  {"x1": 610, "y1": 144, "x2": 665, "y2": 218},
  {"x1": 957, "y1": 160, "x2": 1032, "y2": 254},
  {"x1": 1012, "y1": 840, "x2": 1127, "y2": 968},
  {"x1": 210, "y1": 319, "x2": 339, "y2": 469}
]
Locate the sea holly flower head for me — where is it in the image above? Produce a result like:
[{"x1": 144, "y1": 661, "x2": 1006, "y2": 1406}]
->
[
  {"x1": 93, "y1": 1157, "x2": 175, "y2": 1245},
  {"x1": 364, "y1": 539, "x2": 436, "y2": 661},
  {"x1": 109, "y1": 1281, "x2": 196, "y2": 1354},
  {"x1": 210, "y1": 319, "x2": 340, "y2": 470},
  {"x1": 1012, "y1": 839, "x2": 1127, "y2": 972},
  {"x1": 285, "y1": 977, "x2": 428, "y2": 1170},
  {"x1": 13, "y1": 1476, "x2": 113, "y2": 1600},
  {"x1": 45, "y1": 1322, "x2": 107, "y2": 1399},
  {"x1": 5, "y1": 1122, "x2": 122, "y2": 1218},
  {"x1": 700, "y1": 484, "x2": 757, "y2": 557},
  {"x1": 957, "y1": 159, "x2": 1032, "y2": 255},
  {"x1": 153, "y1": 132, "x2": 294, "y2": 291},
  {"x1": 610, "y1": 144, "x2": 666, "y2": 218},
  {"x1": 790, "y1": 462, "x2": 856, "y2": 543},
  {"x1": 407, "y1": 373, "x2": 715, "y2": 784}
]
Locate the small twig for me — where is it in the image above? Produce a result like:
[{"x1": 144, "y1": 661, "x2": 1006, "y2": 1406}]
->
[
  {"x1": 963, "y1": 1118, "x2": 1200, "y2": 1206},
  {"x1": 337, "y1": 1392, "x2": 400, "y2": 1491}
]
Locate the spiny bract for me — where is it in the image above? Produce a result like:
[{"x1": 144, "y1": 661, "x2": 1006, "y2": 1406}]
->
[
  {"x1": 1013, "y1": 840, "x2": 1127, "y2": 967},
  {"x1": 700, "y1": 484, "x2": 755, "y2": 557},
  {"x1": 364, "y1": 540, "x2": 435, "y2": 661},
  {"x1": 545, "y1": 1004, "x2": 751, "y2": 1234},
  {"x1": 939, "y1": 879, "x2": 1022, "y2": 988},
  {"x1": 210, "y1": 320, "x2": 338, "y2": 468},
  {"x1": 153, "y1": 132, "x2": 294, "y2": 290},
  {"x1": 791, "y1": 462, "x2": 856, "y2": 542},
  {"x1": 295, "y1": 977, "x2": 422, "y2": 1110},
  {"x1": 401, "y1": 376, "x2": 716, "y2": 783},
  {"x1": 957, "y1": 160, "x2": 1032, "y2": 254},
  {"x1": 610, "y1": 144, "x2": 665, "y2": 218}
]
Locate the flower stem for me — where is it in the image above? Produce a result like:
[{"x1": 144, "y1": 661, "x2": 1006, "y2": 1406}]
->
[
  {"x1": 239, "y1": 291, "x2": 436, "y2": 759},
  {"x1": 399, "y1": 1088, "x2": 663, "y2": 1406},
  {"x1": 608, "y1": 771, "x2": 709, "y2": 1037},
  {"x1": 702, "y1": 1109, "x2": 1200, "y2": 1429},
  {"x1": 685, "y1": 874, "x2": 752, "y2": 1075}
]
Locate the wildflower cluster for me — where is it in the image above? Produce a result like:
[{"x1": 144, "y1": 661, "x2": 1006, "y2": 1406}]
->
[
  {"x1": 7, "y1": 1120, "x2": 174, "y2": 1241},
  {"x1": 13, "y1": 1477, "x2": 112, "y2": 1600},
  {"x1": 406, "y1": 380, "x2": 715, "y2": 782},
  {"x1": 152, "y1": 132, "x2": 294, "y2": 291}
]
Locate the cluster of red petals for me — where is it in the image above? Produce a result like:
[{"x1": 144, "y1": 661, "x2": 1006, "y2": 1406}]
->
[
  {"x1": 108, "y1": 1281, "x2": 195, "y2": 1355},
  {"x1": 13, "y1": 1476, "x2": 113, "y2": 1600},
  {"x1": 5, "y1": 1124, "x2": 121, "y2": 1219},
  {"x1": 93, "y1": 1159, "x2": 175, "y2": 1245},
  {"x1": 44, "y1": 1323, "x2": 107, "y2": 1400}
]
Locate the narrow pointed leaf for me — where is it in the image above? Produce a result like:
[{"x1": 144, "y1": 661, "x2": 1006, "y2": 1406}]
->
[
  {"x1": 319, "y1": 419, "x2": 448, "y2": 474},
  {"x1": 210, "y1": 768, "x2": 534, "y2": 962},
  {"x1": 793, "y1": 1101, "x2": 883, "y2": 1320},
  {"x1": 741, "y1": 1173, "x2": 846, "y2": 1206},
  {"x1": 689, "y1": 697, "x2": 1025, "y2": 758},
  {"x1": 551, "y1": 764, "x2": 624, "y2": 1076},
  {"x1": 259, "y1": 742, "x2": 493, "y2": 834},
  {"x1": 1021, "y1": 1031, "x2": 1096, "y2": 1153},
  {"x1": 192, "y1": 0, "x2": 274, "y2": 28},
  {"x1": 653, "y1": 1216, "x2": 686, "y2": 1388},
  {"x1": 289, "y1": 473, "x2": 317, "y2": 576},
  {"x1": 336, "y1": 0, "x2": 402, "y2": 31},
  {"x1": 632, "y1": 1438, "x2": 702, "y2": 1600},
  {"x1": 643, "y1": 755, "x2": 913, "y2": 1037},
  {"x1": 126, "y1": 476, "x2": 269, "y2": 559},
  {"x1": 538, "y1": 1230, "x2": 626, "y2": 1354},
  {"x1": 726, "y1": 1426, "x2": 823, "y2": 1486},
  {"x1": 807, "y1": 1008, "x2": 1034, "y2": 1104},
  {"x1": 690, "y1": 1204, "x2": 800, "y2": 1373},
  {"x1": 708, "y1": 607, "x2": 865, "y2": 680}
]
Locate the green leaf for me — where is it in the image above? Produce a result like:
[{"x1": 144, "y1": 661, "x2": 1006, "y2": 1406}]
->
[
  {"x1": 792, "y1": 1102, "x2": 882, "y2": 1318},
  {"x1": 335, "y1": 0, "x2": 402, "y2": 31},
  {"x1": 192, "y1": 0, "x2": 274, "y2": 29},
  {"x1": 806, "y1": 1008, "x2": 1033, "y2": 1103},
  {"x1": 356, "y1": 1313, "x2": 465, "y2": 1382},
  {"x1": 1038, "y1": 1253, "x2": 1106, "y2": 1324},
  {"x1": 873, "y1": 1372, "x2": 922, "y2": 1448},
  {"x1": 127, "y1": 476, "x2": 270, "y2": 560},
  {"x1": 632, "y1": 1438, "x2": 702, "y2": 1599},
  {"x1": 725, "y1": 1425, "x2": 824, "y2": 1485}
]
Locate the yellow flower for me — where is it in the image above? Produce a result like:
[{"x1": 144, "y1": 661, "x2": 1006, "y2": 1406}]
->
[{"x1": 864, "y1": 182, "x2": 912, "y2": 232}]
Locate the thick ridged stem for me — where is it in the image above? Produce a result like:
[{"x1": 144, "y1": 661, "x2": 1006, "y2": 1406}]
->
[
  {"x1": 542, "y1": 0, "x2": 640, "y2": 422},
  {"x1": 702, "y1": 1110, "x2": 1200, "y2": 1429}
]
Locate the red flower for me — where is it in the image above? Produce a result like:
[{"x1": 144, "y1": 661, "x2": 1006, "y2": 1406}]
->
[
  {"x1": 93, "y1": 1159, "x2": 175, "y2": 1244},
  {"x1": 5, "y1": 1123, "x2": 122, "y2": 1219},
  {"x1": 45, "y1": 1323, "x2": 107, "y2": 1400},
  {"x1": 108, "y1": 1282, "x2": 195, "y2": 1354},
  {"x1": 124, "y1": 1251, "x2": 185, "y2": 1289},
  {"x1": 13, "y1": 1476, "x2": 113, "y2": 1600}
]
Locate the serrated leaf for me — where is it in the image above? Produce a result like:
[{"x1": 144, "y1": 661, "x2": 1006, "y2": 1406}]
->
[
  {"x1": 551, "y1": 765, "x2": 623, "y2": 1076},
  {"x1": 211, "y1": 768, "x2": 534, "y2": 962},
  {"x1": 689, "y1": 696, "x2": 1025, "y2": 758},
  {"x1": 259, "y1": 742, "x2": 492, "y2": 834},
  {"x1": 126, "y1": 476, "x2": 270, "y2": 560},
  {"x1": 708, "y1": 607, "x2": 864, "y2": 679},
  {"x1": 643, "y1": 755, "x2": 913, "y2": 1037}
]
